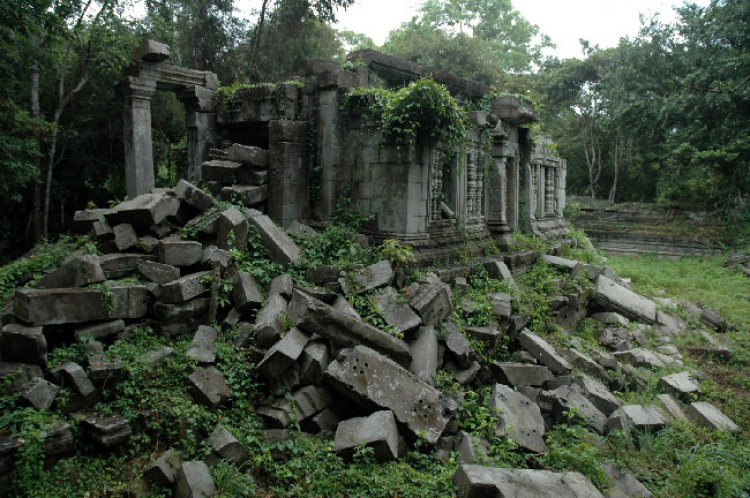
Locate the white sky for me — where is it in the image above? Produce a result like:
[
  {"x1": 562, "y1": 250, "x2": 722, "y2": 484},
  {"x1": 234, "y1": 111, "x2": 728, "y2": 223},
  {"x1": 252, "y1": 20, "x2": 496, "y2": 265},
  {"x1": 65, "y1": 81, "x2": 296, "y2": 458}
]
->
[{"x1": 333, "y1": 0, "x2": 711, "y2": 59}]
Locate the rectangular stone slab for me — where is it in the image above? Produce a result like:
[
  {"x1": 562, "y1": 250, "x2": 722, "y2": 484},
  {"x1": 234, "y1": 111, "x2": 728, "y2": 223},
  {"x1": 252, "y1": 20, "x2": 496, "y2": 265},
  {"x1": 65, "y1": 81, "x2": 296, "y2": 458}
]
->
[
  {"x1": 454, "y1": 465, "x2": 604, "y2": 498},
  {"x1": 593, "y1": 275, "x2": 657, "y2": 324},
  {"x1": 324, "y1": 345, "x2": 456, "y2": 445},
  {"x1": 288, "y1": 290, "x2": 411, "y2": 366}
]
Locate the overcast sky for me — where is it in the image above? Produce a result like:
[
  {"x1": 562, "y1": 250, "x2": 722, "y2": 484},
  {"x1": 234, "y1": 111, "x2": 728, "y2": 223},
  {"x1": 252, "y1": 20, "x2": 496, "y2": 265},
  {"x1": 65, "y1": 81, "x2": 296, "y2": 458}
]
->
[{"x1": 334, "y1": 0, "x2": 710, "y2": 59}]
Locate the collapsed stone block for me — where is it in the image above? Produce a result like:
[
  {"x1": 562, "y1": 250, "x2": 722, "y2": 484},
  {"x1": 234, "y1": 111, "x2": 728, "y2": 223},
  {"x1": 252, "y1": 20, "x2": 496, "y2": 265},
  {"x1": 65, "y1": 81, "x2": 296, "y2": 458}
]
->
[
  {"x1": 254, "y1": 293, "x2": 288, "y2": 348},
  {"x1": 409, "y1": 281, "x2": 453, "y2": 327},
  {"x1": 19, "y1": 378, "x2": 59, "y2": 410},
  {"x1": 187, "y1": 366, "x2": 231, "y2": 407},
  {"x1": 464, "y1": 326, "x2": 501, "y2": 352},
  {"x1": 606, "y1": 405, "x2": 667, "y2": 435},
  {"x1": 288, "y1": 290, "x2": 411, "y2": 366},
  {"x1": 491, "y1": 384, "x2": 547, "y2": 453},
  {"x1": 105, "y1": 194, "x2": 180, "y2": 229},
  {"x1": 175, "y1": 461, "x2": 217, "y2": 498},
  {"x1": 340, "y1": 260, "x2": 394, "y2": 294},
  {"x1": 186, "y1": 325, "x2": 218, "y2": 364},
  {"x1": 50, "y1": 361, "x2": 95, "y2": 397},
  {"x1": 37, "y1": 255, "x2": 106, "y2": 288},
  {"x1": 656, "y1": 394, "x2": 689, "y2": 422},
  {"x1": 0, "y1": 362, "x2": 43, "y2": 393},
  {"x1": 369, "y1": 286, "x2": 421, "y2": 335},
  {"x1": 99, "y1": 253, "x2": 156, "y2": 279},
  {"x1": 324, "y1": 345, "x2": 457, "y2": 445},
  {"x1": 227, "y1": 143, "x2": 269, "y2": 167},
  {"x1": 74, "y1": 319, "x2": 125, "y2": 343},
  {"x1": 158, "y1": 240, "x2": 203, "y2": 267},
  {"x1": 658, "y1": 371, "x2": 701, "y2": 400},
  {"x1": 687, "y1": 402, "x2": 739, "y2": 432},
  {"x1": 160, "y1": 271, "x2": 210, "y2": 304},
  {"x1": 0, "y1": 324, "x2": 47, "y2": 366},
  {"x1": 137, "y1": 260, "x2": 180, "y2": 285},
  {"x1": 145, "y1": 449, "x2": 182, "y2": 487},
  {"x1": 256, "y1": 328, "x2": 309, "y2": 377},
  {"x1": 246, "y1": 211, "x2": 302, "y2": 267},
  {"x1": 88, "y1": 354, "x2": 125, "y2": 385},
  {"x1": 154, "y1": 297, "x2": 210, "y2": 322},
  {"x1": 138, "y1": 346, "x2": 174, "y2": 367},
  {"x1": 518, "y1": 329, "x2": 572, "y2": 374},
  {"x1": 113, "y1": 224, "x2": 138, "y2": 251},
  {"x1": 232, "y1": 271, "x2": 264, "y2": 312},
  {"x1": 334, "y1": 410, "x2": 399, "y2": 462},
  {"x1": 454, "y1": 465, "x2": 604, "y2": 498},
  {"x1": 269, "y1": 273, "x2": 294, "y2": 300},
  {"x1": 444, "y1": 321, "x2": 475, "y2": 368},
  {"x1": 593, "y1": 275, "x2": 657, "y2": 324},
  {"x1": 299, "y1": 340, "x2": 330, "y2": 385},
  {"x1": 409, "y1": 326, "x2": 439, "y2": 385},
  {"x1": 574, "y1": 374, "x2": 621, "y2": 416},
  {"x1": 603, "y1": 463, "x2": 654, "y2": 498},
  {"x1": 217, "y1": 206, "x2": 249, "y2": 250},
  {"x1": 175, "y1": 179, "x2": 213, "y2": 212},
  {"x1": 541, "y1": 386, "x2": 607, "y2": 435},
  {"x1": 446, "y1": 360, "x2": 481, "y2": 385},
  {"x1": 82, "y1": 415, "x2": 132, "y2": 448},
  {"x1": 490, "y1": 362, "x2": 553, "y2": 387},
  {"x1": 207, "y1": 424, "x2": 249, "y2": 466}
]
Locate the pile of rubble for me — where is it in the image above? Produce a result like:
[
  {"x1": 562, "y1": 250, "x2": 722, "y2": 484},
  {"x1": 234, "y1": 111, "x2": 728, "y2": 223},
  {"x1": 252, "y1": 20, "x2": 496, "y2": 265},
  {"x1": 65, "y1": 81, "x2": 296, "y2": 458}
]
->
[{"x1": 0, "y1": 180, "x2": 740, "y2": 498}]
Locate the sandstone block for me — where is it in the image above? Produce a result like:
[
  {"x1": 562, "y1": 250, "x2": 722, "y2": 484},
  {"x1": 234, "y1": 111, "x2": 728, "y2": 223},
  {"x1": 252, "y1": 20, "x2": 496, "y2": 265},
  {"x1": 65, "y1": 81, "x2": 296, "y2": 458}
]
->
[
  {"x1": 334, "y1": 410, "x2": 399, "y2": 462},
  {"x1": 158, "y1": 240, "x2": 202, "y2": 267}
]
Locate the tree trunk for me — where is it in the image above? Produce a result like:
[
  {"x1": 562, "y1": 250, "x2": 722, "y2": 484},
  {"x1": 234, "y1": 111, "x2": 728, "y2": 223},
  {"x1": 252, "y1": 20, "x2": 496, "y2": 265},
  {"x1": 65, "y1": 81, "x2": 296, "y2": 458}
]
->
[
  {"x1": 608, "y1": 140, "x2": 623, "y2": 203},
  {"x1": 249, "y1": 0, "x2": 270, "y2": 76},
  {"x1": 30, "y1": 58, "x2": 43, "y2": 241}
]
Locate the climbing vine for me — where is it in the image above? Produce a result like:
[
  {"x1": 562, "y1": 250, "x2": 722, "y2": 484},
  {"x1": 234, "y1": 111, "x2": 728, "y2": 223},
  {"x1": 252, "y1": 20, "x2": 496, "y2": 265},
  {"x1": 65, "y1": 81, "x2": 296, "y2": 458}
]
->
[{"x1": 342, "y1": 78, "x2": 467, "y2": 163}]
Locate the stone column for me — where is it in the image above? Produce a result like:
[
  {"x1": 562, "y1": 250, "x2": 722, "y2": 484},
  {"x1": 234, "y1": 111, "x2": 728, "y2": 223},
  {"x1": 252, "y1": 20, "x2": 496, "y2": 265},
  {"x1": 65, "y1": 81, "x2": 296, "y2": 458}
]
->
[
  {"x1": 486, "y1": 157, "x2": 507, "y2": 231},
  {"x1": 537, "y1": 165, "x2": 546, "y2": 218},
  {"x1": 508, "y1": 155, "x2": 519, "y2": 231},
  {"x1": 556, "y1": 160, "x2": 567, "y2": 219},
  {"x1": 179, "y1": 85, "x2": 217, "y2": 183},
  {"x1": 523, "y1": 161, "x2": 534, "y2": 232},
  {"x1": 545, "y1": 166, "x2": 555, "y2": 219},
  {"x1": 120, "y1": 77, "x2": 157, "y2": 198}
]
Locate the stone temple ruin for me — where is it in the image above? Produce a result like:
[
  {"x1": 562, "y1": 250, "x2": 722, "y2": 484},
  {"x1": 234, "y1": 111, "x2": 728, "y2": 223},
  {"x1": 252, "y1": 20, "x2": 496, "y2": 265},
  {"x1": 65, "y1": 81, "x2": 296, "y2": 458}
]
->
[
  {"x1": 119, "y1": 41, "x2": 568, "y2": 263},
  {"x1": 0, "y1": 40, "x2": 740, "y2": 498}
]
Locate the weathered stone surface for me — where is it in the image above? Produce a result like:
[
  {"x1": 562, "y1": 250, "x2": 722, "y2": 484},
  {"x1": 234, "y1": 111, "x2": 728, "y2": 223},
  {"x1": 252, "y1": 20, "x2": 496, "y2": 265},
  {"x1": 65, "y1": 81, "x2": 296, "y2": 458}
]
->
[
  {"x1": 593, "y1": 276, "x2": 657, "y2": 324},
  {"x1": 341, "y1": 260, "x2": 394, "y2": 294},
  {"x1": 464, "y1": 326, "x2": 501, "y2": 352},
  {"x1": 454, "y1": 465, "x2": 604, "y2": 498},
  {"x1": 482, "y1": 260, "x2": 515, "y2": 284},
  {"x1": 257, "y1": 328, "x2": 309, "y2": 377},
  {"x1": 221, "y1": 184, "x2": 268, "y2": 205},
  {"x1": 613, "y1": 348, "x2": 678, "y2": 370},
  {"x1": 700, "y1": 308, "x2": 728, "y2": 332},
  {"x1": 105, "y1": 194, "x2": 179, "y2": 229},
  {"x1": 99, "y1": 253, "x2": 156, "y2": 279},
  {"x1": 410, "y1": 281, "x2": 452, "y2": 327},
  {"x1": 160, "y1": 271, "x2": 209, "y2": 304},
  {"x1": 286, "y1": 221, "x2": 317, "y2": 240},
  {"x1": 40, "y1": 422, "x2": 74, "y2": 456},
  {"x1": 370, "y1": 287, "x2": 421, "y2": 335},
  {"x1": 289, "y1": 290, "x2": 411, "y2": 366},
  {"x1": 113, "y1": 223, "x2": 138, "y2": 251},
  {"x1": 658, "y1": 371, "x2": 701, "y2": 400},
  {"x1": 254, "y1": 293, "x2": 288, "y2": 348},
  {"x1": 446, "y1": 360, "x2": 481, "y2": 385},
  {"x1": 186, "y1": 325, "x2": 218, "y2": 364},
  {"x1": 246, "y1": 211, "x2": 302, "y2": 267},
  {"x1": 82, "y1": 415, "x2": 132, "y2": 447},
  {"x1": 232, "y1": 271, "x2": 264, "y2": 312},
  {"x1": 109, "y1": 285, "x2": 149, "y2": 320},
  {"x1": 409, "y1": 326, "x2": 439, "y2": 385},
  {"x1": 131, "y1": 39, "x2": 170, "y2": 61},
  {"x1": 50, "y1": 361, "x2": 95, "y2": 396},
  {"x1": 444, "y1": 321, "x2": 474, "y2": 368},
  {"x1": 0, "y1": 324, "x2": 46, "y2": 365},
  {"x1": 187, "y1": 366, "x2": 231, "y2": 407},
  {"x1": 137, "y1": 260, "x2": 180, "y2": 285},
  {"x1": 491, "y1": 362, "x2": 553, "y2": 387},
  {"x1": 216, "y1": 206, "x2": 249, "y2": 250},
  {"x1": 72, "y1": 208, "x2": 112, "y2": 234},
  {"x1": 300, "y1": 340, "x2": 330, "y2": 385},
  {"x1": 606, "y1": 405, "x2": 667, "y2": 434},
  {"x1": 604, "y1": 463, "x2": 654, "y2": 498},
  {"x1": 591, "y1": 312, "x2": 630, "y2": 327},
  {"x1": 88, "y1": 354, "x2": 124, "y2": 385},
  {"x1": 575, "y1": 374, "x2": 621, "y2": 416},
  {"x1": 158, "y1": 240, "x2": 202, "y2": 267},
  {"x1": 0, "y1": 362, "x2": 43, "y2": 392},
  {"x1": 455, "y1": 432, "x2": 489, "y2": 463},
  {"x1": 541, "y1": 254, "x2": 581, "y2": 273},
  {"x1": 491, "y1": 384, "x2": 547, "y2": 453},
  {"x1": 334, "y1": 410, "x2": 399, "y2": 462},
  {"x1": 19, "y1": 377, "x2": 59, "y2": 410},
  {"x1": 74, "y1": 319, "x2": 125, "y2": 343},
  {"x1": 175, "y1": 179, "x2": 213, "y2": 212},
  {"x1": 145, "y1": 449, "x2": 182, "y2": 487},
  {"x1": 37, "y1": 255, "x2": 106, "y2": 288},
  {"x1": 305, "y1": 264, "x2": 341, "y2": 286},
  {"x1": 324, "y1": 345, "x2": 457, "y2": 445},
  {"x1": 561, "y1": 348, "x2": 609, "y2": 381},
  {"x1": 541, "y1": 386, "x2": 607, "y2": 434},
  {"x1": 656, "y1": 394, "x2": 689, "y2": 422},
  {"x1": 519, "y1": 329, "x2": 572, "y2": 374},
  {"x1": 687, "y1": 402, "x2": 738, "y2": 431},
  {"x1": 201, "y1": 246, "x2": 231, "y2": 269},
  {"x1": 227, "y1": 143, "x2": 269, "y2": 167},
  {"x1": 201, "y1": 159, "x2": 244, "y2": 183},
  {"x1": 154, "y1": 297, "x2": 210, "y2": 322},
  {"x1": 332, "y1": 295, "x2": 361, "y2": 318},
  {"x1": 296, "y1": 284, "x2": 338, "y2": 303},
  {"x1": 207, "y1": 424, "x2": 249, "y2": 465},
  {"x1": 175, "y1": 461, "x2": 217, "y2": 498},
  {"x1": 304, "y1": 406, "x2": 340, "y2": 434},
  {"x1": 264, "y1": 274, "x2": 292, "y2": 301}
]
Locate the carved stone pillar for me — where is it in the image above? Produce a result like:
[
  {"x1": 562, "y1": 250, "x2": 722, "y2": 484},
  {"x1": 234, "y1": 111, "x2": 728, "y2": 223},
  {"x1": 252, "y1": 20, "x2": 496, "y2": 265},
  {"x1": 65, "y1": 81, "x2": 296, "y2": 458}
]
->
[
  {"x1": 475, "y1": 160, "x2": 484, "y2": 218},
  {"x1": 120, "y1": 77, "x2": 157, "y2": 198},
  {"x1": 430, "y1": 150, "x2": 444, "y2": 222},
  {"x1": 545, "y1": 166, "x2": 555, "y2": 219},
  {"x1": 537, "y1": 165, "x2": 546, "y2": 218},
  {"x1": 467, "y1": 153, "x2": 477, "y2": 218}
]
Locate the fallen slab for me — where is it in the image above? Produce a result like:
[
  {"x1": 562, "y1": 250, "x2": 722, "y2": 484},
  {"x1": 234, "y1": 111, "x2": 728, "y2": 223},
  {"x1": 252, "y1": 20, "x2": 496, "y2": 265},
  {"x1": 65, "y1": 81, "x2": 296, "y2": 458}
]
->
[
  {"x1": 606, "y1": 405, "x2": 667, "y2": 435},
  {"x1": 491, "y1": 384, "x2": 547, "y2": 453},
  {"x1": 288, "y1": 290, "x2": 411, "y2": 366},
  {"x1": 593, "y1": 276, "x2": 657, "y2": 324},
  {"x1": 518, "y1": 329, "x2": 572, "y2": 374},
  {"x1": 454, "y1": 465, "x2": 604, "y2": 498},
  {"x1": 246, "y1": 211, "x2": 302, "y2": 267},
  {"x1": 687, "y1": 402, "x2": 739, "y2": 432},
  {"x1": 334, "y1": 410, "x2": 399, "y2": 462},
  {"x1": 324, "y1": 345, "x2": 456, "y2": 445}
]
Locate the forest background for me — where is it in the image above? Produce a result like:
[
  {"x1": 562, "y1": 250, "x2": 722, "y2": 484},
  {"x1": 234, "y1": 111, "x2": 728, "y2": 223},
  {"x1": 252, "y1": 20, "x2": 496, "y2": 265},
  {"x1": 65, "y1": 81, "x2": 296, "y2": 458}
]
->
[{"x1": 0, "y1": 0, "x2": 748, "y2": 261}]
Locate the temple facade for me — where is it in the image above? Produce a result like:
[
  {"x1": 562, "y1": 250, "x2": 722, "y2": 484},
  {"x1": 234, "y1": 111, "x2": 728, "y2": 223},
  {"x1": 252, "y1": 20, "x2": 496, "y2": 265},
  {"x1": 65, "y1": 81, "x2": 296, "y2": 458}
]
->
[{"x1": 120, "y1": 41, "x2": 568, "y2": 263}]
